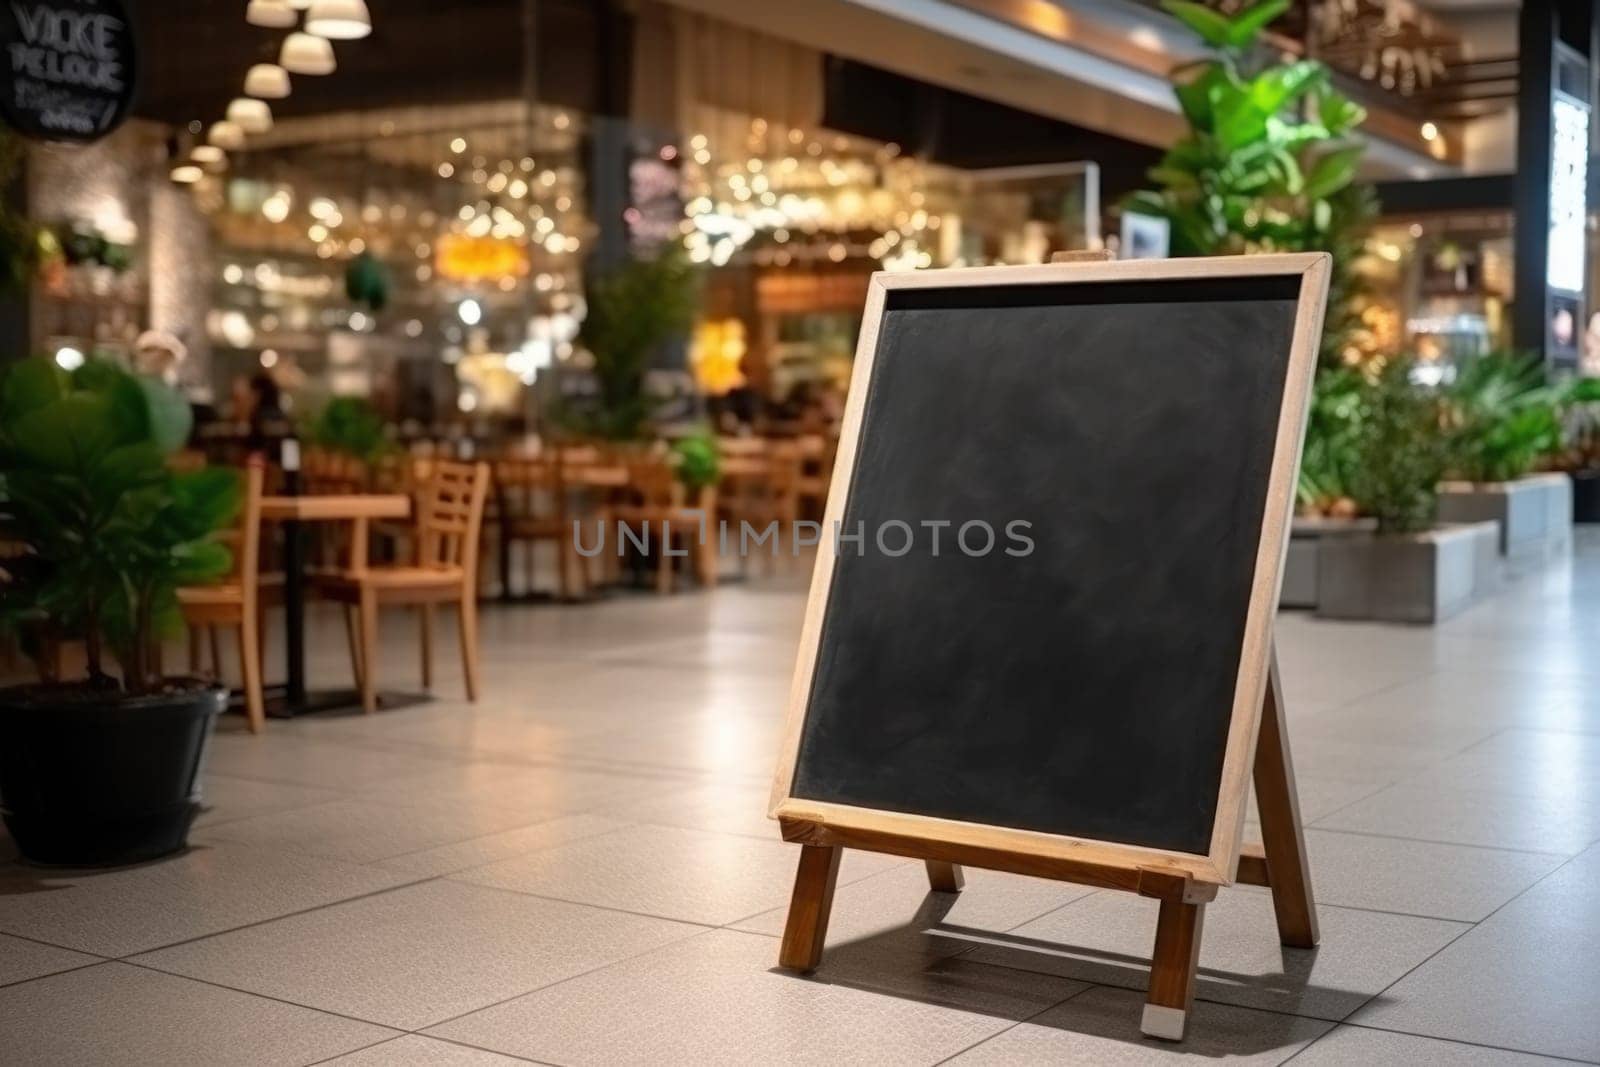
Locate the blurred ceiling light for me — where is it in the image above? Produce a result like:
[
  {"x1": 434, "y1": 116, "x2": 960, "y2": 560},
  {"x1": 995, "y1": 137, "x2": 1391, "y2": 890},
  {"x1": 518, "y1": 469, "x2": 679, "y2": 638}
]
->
[
  {"x1": 190, "y1": 144, "x2": 225, "y2": 166},
  {"x1": 227, "y1": 97, "x2": 273, "y2": 134},
  {"x1": 280, "y1": 32, "x2": 335, "y2": 75},
  {"x1": 245, "y1": 0, "x2": 296, "y2": 27},
  {"x1": 170, "y1": 163, "x2": 204, "y2": 184},
  {"x1": 305, "y1": 0, "x2": 371, "y2": 39},
  {"x1": 208, "y1": 120, "x2": 244, "y2": 149},
  {"x1": 244, "y1": 63, "x2": 291, "y2": 99},
  {"x1": 1420, "y1": 121, "x2": 1439, "y2": 141}
]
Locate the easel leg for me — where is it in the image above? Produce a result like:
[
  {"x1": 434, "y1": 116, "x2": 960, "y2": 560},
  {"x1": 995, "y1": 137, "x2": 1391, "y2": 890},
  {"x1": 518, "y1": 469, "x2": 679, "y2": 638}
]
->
[
  {"x1": 1254, "y1": 649, "x2": 1319, "y2": 948},
  {"x1": 925, "y1": 859, "x2": 965, "y2": 893},
  {"x1": 1142, "y1": 897, "x2": 1206, "y2": 1041},
  {"x1": 778, "y1": 844, "x2": 843, "y2": 972}
]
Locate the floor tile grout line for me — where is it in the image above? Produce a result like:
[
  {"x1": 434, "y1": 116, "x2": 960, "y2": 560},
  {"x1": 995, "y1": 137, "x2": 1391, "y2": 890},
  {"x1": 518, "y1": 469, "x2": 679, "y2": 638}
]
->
[
  {"x1": 0, "y1": 958, "x2": 108, "y2": 991},
  {"x1": 413, "y1": 923, "x2": 719, "y2": 1036},
  {"x1": 1283, "y1": 1017, "x2": 1600, "y2": 1066},
  {"x1": 1298, "y1": 822, "x2": 1572, "y2": 860},
  {"x1": 107, "y1": 873, "x2": 438, "y2": 960},
  {"x1": 367, "y1": 813, "x2": 639, "y2": 870},
  {"x1": 1297, "y1": 822, "x2": 1585, "y2": 858},
  {"x1": 116, "y1": 956, "x2": 417, "y2": 1033},
  {"x1": 927, "y1": 980, "x2": 1101, "y2": 1066},
  {"x1": 438, "y1": 875, "x2": 723, "y2": 929},
  {"x1": 1323, "y1": 840, "x2": 1595, "y2": 1041},
  {"x1": 0, "y1": 927, "x2": 115, "y2": 962}
]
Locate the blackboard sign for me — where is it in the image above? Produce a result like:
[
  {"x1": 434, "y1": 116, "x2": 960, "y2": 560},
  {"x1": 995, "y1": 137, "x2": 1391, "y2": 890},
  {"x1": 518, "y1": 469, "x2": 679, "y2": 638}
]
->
[
  {"x1": 0, "y1": 0, "x2": 135, "y2": 143},
  {"x1": 771, "y1": 254, "x2": 1329, "y2": 885}
]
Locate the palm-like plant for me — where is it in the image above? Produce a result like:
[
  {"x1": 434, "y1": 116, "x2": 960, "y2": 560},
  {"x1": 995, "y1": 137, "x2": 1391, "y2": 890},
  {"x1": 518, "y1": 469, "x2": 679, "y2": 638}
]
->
[
  {"x1": 1444, "y1": 354, "x2": 1562, "y2": 484},
  {"x1": 576, "y1": 251, "x2": 698, "y2": 440}
]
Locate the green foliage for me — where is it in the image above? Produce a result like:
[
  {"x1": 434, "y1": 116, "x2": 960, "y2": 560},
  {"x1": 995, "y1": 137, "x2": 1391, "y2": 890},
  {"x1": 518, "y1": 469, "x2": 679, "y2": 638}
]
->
[
  {"x1": 671, "y1": 430, "x2": 720, "y2": 492},
  {"x1": 1297, "y1": 366, "x2": 1364, "y2": 514},
  {"x1": 1552, "y1": 376, "x2": 1600, "y2": 471},
  {"x1": 1444, "y1": 354, "x2": 1561, "y2": 484},
  {"x1": 0, "y1": 358, "x2": 238, "y2": 691},
  {"x1": 0, "y1": 131, "x2": 37, "y2": 292},
  {"x1": 305, "y1": 395, "x2": 390, "y2": 465},
  {"x1": 576, "y1": 250, "x2": 698, "y2": 440},
  {"x1": 1129, "y1": 1, "x2": 1368, "y2": 262},
  {"x1": 1345, "y1": 358, "x2": 1451, "y2": 535},
  {"x1": 345, "y1": 251, "x2": 389, "y2": 312}
]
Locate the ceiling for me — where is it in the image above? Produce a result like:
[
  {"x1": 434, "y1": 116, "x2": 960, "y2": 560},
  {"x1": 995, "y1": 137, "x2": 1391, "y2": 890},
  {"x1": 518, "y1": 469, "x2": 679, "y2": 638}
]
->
[{"x1": 129, "y1": 0, "x2": 605, "y2": 127}]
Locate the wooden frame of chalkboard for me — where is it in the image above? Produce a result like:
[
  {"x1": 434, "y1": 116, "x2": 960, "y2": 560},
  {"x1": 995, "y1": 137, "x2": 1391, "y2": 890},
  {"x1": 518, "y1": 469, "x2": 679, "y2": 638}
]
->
[{"x1": 768, "y1": 251, "x2": 1331, "y2": 1041}]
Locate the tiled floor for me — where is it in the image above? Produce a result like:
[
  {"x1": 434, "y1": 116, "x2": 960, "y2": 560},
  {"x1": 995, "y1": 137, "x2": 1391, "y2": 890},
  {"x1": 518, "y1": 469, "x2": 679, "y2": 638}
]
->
[{"x1": 5, "y1": 547, "x2": 1600, "y2": 1065}]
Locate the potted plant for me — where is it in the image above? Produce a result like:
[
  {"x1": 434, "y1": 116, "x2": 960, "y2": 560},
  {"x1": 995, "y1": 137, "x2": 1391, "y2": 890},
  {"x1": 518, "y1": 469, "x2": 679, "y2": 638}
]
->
[
  {"x1": 1284, "y1": 366, "x2": 1375, "y2": 607},
  {"x1": 1436, "y1": 353, "x2": 1571, "y2": 568},
  {"x1": 571, "y1": 250, "x2": 698, "y2": 441},
  {"x1": 305, "y1": 394, "x2": 392, "y2": 467},
  {"x1": 671, "y1": 429, "x2": 721, "y2": 503},
  {"x1": 1550, "y1": 377, "x2": 1600, "y2": 523},
  {"x1": 0, "y1": 357, "x2": 239, "y2": 866},
  {"x1": 1316, "y1": 358, "x2": 1499, "y2": 623}
]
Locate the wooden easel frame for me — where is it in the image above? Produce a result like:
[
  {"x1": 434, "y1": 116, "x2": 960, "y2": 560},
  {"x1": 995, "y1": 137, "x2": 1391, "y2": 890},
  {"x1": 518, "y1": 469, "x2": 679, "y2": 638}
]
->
[{"x1": 768, "y1": 252, "x2": 1330, "y2": 1041}]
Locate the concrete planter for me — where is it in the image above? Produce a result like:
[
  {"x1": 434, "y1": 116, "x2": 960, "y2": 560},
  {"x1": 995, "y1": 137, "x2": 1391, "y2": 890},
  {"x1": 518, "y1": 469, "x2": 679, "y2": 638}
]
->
[
  {"x1": 1315, "y1": 522, "x2": 1500, "y2": 624},
  {"x1": 1436, "y1": 473, "x2": 1572, "y2": 572},
  {"x1": 1282, "y1": 516, "x2": 1378, "y2": 609}
]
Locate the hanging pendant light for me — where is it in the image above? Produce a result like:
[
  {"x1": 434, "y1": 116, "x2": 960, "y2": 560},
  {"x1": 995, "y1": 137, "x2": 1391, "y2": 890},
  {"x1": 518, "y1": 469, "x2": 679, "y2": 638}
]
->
[
  {"x1": 245, "y1": 0, "x2": 296, "y2": 28},
  {"x1": 243, "y1": 63, "x2": 291, "y2": 99},
  {"x1": 305, "y1": 0, "x2": 371, "y2": 40},
  {"x1": 208, "y1": 120, "x2": 245, "y2": 150},
  {"x1": 227, "y1": 97, "x2": 273, "y2": 135},
  {"x1": 170, "y1": 163, "x2": 204, "y2": 184},
  {"x1": 280, "y1": 32, "x2": 336, "y2": 75}
]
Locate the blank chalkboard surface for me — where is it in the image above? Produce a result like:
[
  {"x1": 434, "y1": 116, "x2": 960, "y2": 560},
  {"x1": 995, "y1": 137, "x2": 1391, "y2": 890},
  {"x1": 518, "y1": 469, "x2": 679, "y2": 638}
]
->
[{"x1": 772, "y1": 255, "x2": 1329, "y2": 880}]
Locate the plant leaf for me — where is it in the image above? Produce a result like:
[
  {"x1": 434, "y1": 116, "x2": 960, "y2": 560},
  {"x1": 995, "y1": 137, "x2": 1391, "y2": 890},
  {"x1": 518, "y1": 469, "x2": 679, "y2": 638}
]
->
[
  {"x1": 1304, "y1": 146, "x2": 1364, "y2": 200},
  {"x1": 1224, "y1": 0, "x2": 1290, "y2": 48},
  {"x1": 1162, "y1": 0, "x2": 1234, "y2": 47}
]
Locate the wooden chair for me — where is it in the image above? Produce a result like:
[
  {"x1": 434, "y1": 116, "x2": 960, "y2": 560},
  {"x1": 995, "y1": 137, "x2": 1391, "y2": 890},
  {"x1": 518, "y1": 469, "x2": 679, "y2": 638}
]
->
[
  {"x1": 494, "y1": 451, "x2": 605, "y2": 600},
  {"x1": 319, "y1": 460, "x2": 491, "y2": 714},
  {"x1": 178, "y1": 457, "x2": 269, "y2": 733},
  {"x1": 719, "y1": 441, "x2": 802, "y2": 574},
  {"x1": 608, "y1": 457, "x2": 717, "y2": 594}
]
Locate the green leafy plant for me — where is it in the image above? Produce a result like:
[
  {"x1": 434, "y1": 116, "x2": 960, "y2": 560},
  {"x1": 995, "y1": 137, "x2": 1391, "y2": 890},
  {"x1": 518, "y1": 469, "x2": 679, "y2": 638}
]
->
[
  {"x1": 671, "y1": 430, "x2": 720, "y2": 492},
  {"x1": 1127, "y1": 0, "x2": 1367, "y2": 258},
  {"x1": 305, "y1": 395, "x2": 391, "y2": 465},
  {"x1": 1444, "y1": 354, "x2": 1562, "y2": 484},
  {"x1": 1552, "y1": 377, "x2": 1600, "y2": 472},
  {"x1": 345, "y1": 251, "x2": 390, "y2": 312},
  {"x1": 1297, "y1": 365, "x2": 1364, "y2": 516},
  {"x1": 0, "y1": 358, "x2": 238, "y2": 691},
  {"x1": 1346, "y1": 358, "x2": 1451, "y2": 535},
  {"x1": 576, "y1": 250, "x2": 698, "y2": 440}
]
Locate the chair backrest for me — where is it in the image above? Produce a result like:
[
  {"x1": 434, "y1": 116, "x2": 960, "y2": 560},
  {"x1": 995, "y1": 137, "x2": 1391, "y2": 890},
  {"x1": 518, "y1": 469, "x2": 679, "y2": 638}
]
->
[
  {"x1": 493, "y1": 455, "x2": 564, "y2": 524},
  {"x1": 230, "y1": 457, "x2": 266, "y2": 610},
  {"x1": 303, "y1": 447, "x2": 368, "y2": 495},
  {"x1": 416, "y1": 460, "x2": 491, "y2": 579}
]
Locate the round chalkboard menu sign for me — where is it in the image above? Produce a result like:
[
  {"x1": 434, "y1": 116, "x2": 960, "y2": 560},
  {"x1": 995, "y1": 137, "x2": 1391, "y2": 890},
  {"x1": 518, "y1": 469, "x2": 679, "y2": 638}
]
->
[{"x1": 0, "y1": 0, "x2": 135, "y2": 143}]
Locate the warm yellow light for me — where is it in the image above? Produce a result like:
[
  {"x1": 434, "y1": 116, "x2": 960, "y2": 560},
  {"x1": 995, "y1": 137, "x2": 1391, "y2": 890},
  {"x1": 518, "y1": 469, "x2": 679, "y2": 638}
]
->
[
  {"x1": 244, "y1": 63, "x2": 291, "y2": 99},
  {"x1": 280, "y1": 32, "x2": 336, "y2": 76},
  {"x1": 305, "y1": 0, "x2": 371, "y2": 40},
  {"x1": 227, "y1": 97, "x2": 273, "y2": 134}
]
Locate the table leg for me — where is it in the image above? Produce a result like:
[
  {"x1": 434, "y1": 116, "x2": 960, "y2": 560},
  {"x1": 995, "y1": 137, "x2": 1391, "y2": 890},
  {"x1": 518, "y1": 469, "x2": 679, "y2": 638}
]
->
[{"x1": 282, "y1": 514, "x2": 307, "y2": 709}]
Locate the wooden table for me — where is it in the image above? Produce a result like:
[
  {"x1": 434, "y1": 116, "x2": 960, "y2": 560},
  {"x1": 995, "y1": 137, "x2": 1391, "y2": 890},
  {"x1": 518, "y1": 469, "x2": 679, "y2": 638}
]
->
[{"x1": 261, "y1": 492, "x2": 411, "y2": 717}]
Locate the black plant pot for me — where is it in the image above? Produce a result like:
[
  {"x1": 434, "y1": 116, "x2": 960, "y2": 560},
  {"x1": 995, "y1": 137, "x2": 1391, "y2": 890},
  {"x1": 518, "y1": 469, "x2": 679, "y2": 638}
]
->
[
  {"x1": 1573, "y1": 470, "x2": 1600, "y2": 524},
  {"x1": 0, "y1": 683, "x2": 225, "y2": 867}
]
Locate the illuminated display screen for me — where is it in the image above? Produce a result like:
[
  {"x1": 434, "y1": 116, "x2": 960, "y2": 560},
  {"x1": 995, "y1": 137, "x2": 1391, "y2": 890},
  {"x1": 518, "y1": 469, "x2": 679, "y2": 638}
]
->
[{"x1": 1547, "y1": 93, "x2": 1589, "y2": 294}]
